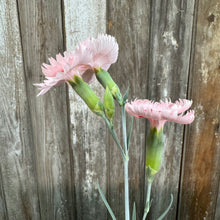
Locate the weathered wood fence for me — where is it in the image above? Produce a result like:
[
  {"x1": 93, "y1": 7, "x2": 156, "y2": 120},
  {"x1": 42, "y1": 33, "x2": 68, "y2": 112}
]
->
[{"x1": 0, "y1": 0, "x2": 220, "y2": 219}]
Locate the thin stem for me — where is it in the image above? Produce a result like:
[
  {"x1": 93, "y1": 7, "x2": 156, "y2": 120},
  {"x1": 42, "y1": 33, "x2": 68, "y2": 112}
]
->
[
  {"x1": 121, "y1": 105, "x2": 128, "y2": 154},
  {"x1": 127, "y1": 116, "x2": 134, "y2": 152},
  {"x1": 142, "y1": 180, "x2": 153, "y2": 220},
  {"x1": 102, "y1": 102, "x2": 131, "y2": 220},
  {"x1": 102, "y1": 115, "x2": 126, "y2": 160},
  {"x1": 121, "y1": 104, "x2": 130, "y2": 220},
  {"x1": 124, "y1": 160, "x2": 130, "y2": 220}
]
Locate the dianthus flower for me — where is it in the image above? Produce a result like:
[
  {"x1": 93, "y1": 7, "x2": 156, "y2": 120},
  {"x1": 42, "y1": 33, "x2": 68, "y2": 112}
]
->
[
  {"x1": 34, "y1": 34, "x2": 118, "y2": 96},
  {"x1": 125, "y1": 98, "x2": 195, "y2": 129},
  {"x1": 126, "y1": 98, "x2": 195, "y2": 176}
]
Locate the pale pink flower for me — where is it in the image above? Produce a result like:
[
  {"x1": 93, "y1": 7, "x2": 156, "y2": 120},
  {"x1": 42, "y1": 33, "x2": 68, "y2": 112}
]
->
[
  {"x1": 125, "y1": 98, "x2": 195, "y2": 129},
  {"x1": 34, "y1": 34, "x2": 118, "y2": 96},
  {"x1": 34, "y1": 49, "x2": 92, "y2": 96},
  {"x1": 82, "y1": 34, "x2": 119, "y2": 70}
]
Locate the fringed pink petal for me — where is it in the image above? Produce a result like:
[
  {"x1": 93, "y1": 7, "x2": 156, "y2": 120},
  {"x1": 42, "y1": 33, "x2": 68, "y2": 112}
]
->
[
  {"x1": 41, "y1": 53, "x2": 71, "y2": 77},
  {"x1": 33, "y1": 83, "x2": 53, "y2": 96},
  {"x1": 125, "y1": 98, "x2": 195, "y2": 128},
  {"x1": 174, "y1": 99, "x2": 193, "y2": 113},
  {"x1": 73, "y1": 43, "x2": 93, "y2": 65},
  {"x1": 35, "y1": 34, "x2": 119, "y2": 96},
  {"x1": 34, "y1": 73, "x2": 68, "y2": 96},
  {"x1": 164, "y1": 110, "x2": 195, "y2": 124},
  {"x1": 83, "y1": 34, "x2": 119, "y2": 70},
  {"x1": 125, "y1": 101, "x2": 162, "y2": 121}
]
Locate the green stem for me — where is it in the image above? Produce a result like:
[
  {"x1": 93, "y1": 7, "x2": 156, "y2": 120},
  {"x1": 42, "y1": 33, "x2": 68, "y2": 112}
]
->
[
  {"x1": 102, "y1": 115, "x2": 126, "y2": 161},
  {"x1": 142, "y1": 179, "x2": 153, "y2": 220},
  {"x1": 102, "y1": 102, "x2": 130, "y2": 220},
  {"x1": 121, "y1": 104, "x2": 130, "y2": 220},
  {"x1": 121, "y1": 104, "x2": 128, "y2": 154},
  {"x1": 124, "y1": 160, "x2": 129, "y2": 220}
]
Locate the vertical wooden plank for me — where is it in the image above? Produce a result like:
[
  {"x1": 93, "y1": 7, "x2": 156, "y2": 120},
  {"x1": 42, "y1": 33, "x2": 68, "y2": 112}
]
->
[
  {"x1": 0, "y1": 166, "x2": 8, "y2": 220},
  {"x1": 179, "y1": 1, "x2": 220, "y2": 219},
  {"x1": 63, "y1": 0, "x2": 108, "y2": 219},
  {"x1": 0, "y1": 0, "x2": 40, "y2": 219},
  {"x1": 147, "y1": 1, "x2": 195, "y2": 219},
  {"x1": 215, "y1": 183, "x2": 220, "y2": 220},
  {"x1": 17, "y1": 0, "x2": 74, "y2": 219},
  {"x1": 107, "y1": 1, "x2": 150, "y2": 219}
]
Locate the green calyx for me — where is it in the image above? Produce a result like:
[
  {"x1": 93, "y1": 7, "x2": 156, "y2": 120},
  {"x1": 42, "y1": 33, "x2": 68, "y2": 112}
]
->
[
  {"x1": 95, "y1": 67, "x2": 123, "y2": 105},
  {"x1": 146, "y1": 127, "x2": 164, "y2": 178},
  {"x1": 69, "y1": 75, "x2": 104, "y2": 116},
  {"x1": 104, "y1": 86, "x2": 115, "y2": 123}
]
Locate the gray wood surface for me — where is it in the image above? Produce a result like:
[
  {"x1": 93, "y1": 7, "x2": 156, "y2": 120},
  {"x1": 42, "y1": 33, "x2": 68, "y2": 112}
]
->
[
  {"x1": 178, "y1": 1, "x2": 220, "y2": 219},
  {"x1": 0, "y1": 0, "x2": 219, "y2": 219},
  {"x1": 63, "y1": 0, "x2": 108, "y2": 219},
  {"x1": 16, "y1": 0, "x2": 74, "y2": 219},
  {"x1": 146, "y1": 1, "x2": 195, "y2": 219},
  {"x1": 0, "y1": 1, "x2": 40, "y2": 219},
  {"x1": 107, "y1": 0, "x2": 150, "y2": 219}
]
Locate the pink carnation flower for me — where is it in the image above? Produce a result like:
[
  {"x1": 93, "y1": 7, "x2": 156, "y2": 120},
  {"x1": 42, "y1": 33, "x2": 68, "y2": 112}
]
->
[
  {"x1": 125, "y1": 98, "x2": 195, "y2": 129},
  {"x1": 83, "y1": 34, "x2": 119, "y2": 70},
  {"x1": 34, "y1": 34, "x2": 118, "y2": 96}
]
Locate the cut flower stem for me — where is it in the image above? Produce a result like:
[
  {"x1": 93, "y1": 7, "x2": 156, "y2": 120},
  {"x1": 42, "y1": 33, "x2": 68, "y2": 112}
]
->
[
  {"x1": 121, "y1": 104, "x2": 130, "y2": 220},
  {"x1": 142, "y1": 178, "x2": 154, "y2": 220},
  {"x1": 34, "y1": 34, "x2": 195, "y2": 220},
  {"x1": 102, "y1": 115, "x2": 126, "y2": 160},
  {"x1": 101, "y1": 101, "x2": 130, "y2": 220}
]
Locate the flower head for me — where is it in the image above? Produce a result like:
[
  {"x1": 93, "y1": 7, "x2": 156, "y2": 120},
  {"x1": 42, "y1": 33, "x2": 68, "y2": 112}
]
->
[
  {"x1": 34, "y1": 50, "x2": 93, "y2": 96},
  {"x1": 82, "y1": 34, "x2": 119, "y2": 70},
  {"x1": 34, "y1": 34, "x2": 118, "y2": 96},
  {"x1": 125, "y1": 98, "x2": 194, "y2": 129}
]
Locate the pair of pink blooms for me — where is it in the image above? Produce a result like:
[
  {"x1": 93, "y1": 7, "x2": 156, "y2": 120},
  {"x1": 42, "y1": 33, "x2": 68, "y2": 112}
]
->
[
  {"x1": 34, "y1": 34, "x2": 119, "y2": 96},
  {"x1": 35, "y1": 34, "x2": 194, "y2": 128}
]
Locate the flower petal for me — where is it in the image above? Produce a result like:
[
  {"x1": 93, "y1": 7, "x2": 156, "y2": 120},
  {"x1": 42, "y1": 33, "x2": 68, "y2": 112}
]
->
[
  {"x1": 34, "y1": 34, "x2": 119, "y2": 96},
  {"x1": 125, "y1": 98, "x2": 195, "y2": 128},
  {"x1": 165, "y1": 110, "x2": 195, "y2": 124},
  {"x1": 174, "y1": 99, "x2": 193, "y2": 113},
  {"x1": 84, "y1": 34, "x2": 119, "y2": 70}
]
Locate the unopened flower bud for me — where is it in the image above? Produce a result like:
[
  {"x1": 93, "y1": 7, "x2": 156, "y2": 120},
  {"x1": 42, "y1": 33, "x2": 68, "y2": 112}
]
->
[
  {"x1": 146, "y1": 127, "x2": 164, "y2": 179},
  {"x1": 69, "y1": 75, "x2": 104, "y2": 116},
  {"x1": 104, "y1": 86, "x2": 115, "y2": 122},
  {"x1": 95, "y1": 68, "x2": 123, "y2": 105}
]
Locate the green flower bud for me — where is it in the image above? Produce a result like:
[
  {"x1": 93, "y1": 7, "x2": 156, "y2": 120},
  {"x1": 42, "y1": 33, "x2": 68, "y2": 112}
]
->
[
  {"x1": 95, "y1": 67, "x2": 123, "y2": 105},
  {"x1": 69, "y1": 75, "x2": 104, "y2": 116},
  {"x1": 104, "y1": 86, "x2": 115, "y2": 122},
  {"x1": 146, "y1": 127, "x2": 164, "y2": 178}
]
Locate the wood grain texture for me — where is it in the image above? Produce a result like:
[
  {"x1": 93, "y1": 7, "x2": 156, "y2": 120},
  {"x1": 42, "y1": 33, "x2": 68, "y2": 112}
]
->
[
  {"x1": 215, "y1": 183, "x2": 220, "y2": 220},
  {"x1": 17, "y1": 0, "x2": 74, "y2": 219},
  {"x1": 63, "y1": 0, "x2": 108, "y2": 219},
  {"x1": 179, "y1": 1, "x2": 220, "y2": 219},
  {"x1": 0, "y1": 1, "x2": 40, "y2": 219},
  {"x1": 0, "y1": 0, "x2": 219, "y2": 219},
  {"x1": 147, "y1": 1, "x2": 195, "y2": 219},
  {"x1": 107, "y1": 0, "x2": 150, "y2": 219}
]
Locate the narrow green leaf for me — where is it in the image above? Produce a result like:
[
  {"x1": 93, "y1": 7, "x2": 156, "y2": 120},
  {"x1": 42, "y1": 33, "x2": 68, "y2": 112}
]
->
[
  {"x1": 127, "y1": 116, "x2": 134, "y2": 151},
  {"x1": 157, "y1": 194, "x2": 173, "y2": 220},
  {"x1": 132, "y1": 202, "x2": 136, "y2": 220},
  {"x1": 102, "y1": 114, "x2": 126, "y2": 161},
  {"x1": 123, "y1": 87, "x2": 129, "y2": 102},
  {"x1": 97, "y1": 182, "x2": 117, "y2": 220}
]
